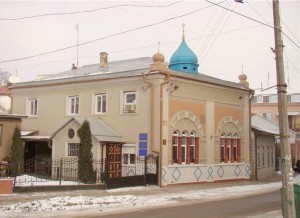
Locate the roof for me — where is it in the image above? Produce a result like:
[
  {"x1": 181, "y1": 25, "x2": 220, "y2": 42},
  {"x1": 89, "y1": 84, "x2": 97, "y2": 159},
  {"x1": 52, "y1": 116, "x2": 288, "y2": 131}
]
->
[
  {"x1": 0, "y1": 86, "x2": 9, "y2": 95},
  {"x1": 10, "y1": 56, "x2": 246, "y2": 90},
  {"x1": 51, "y1": 116, "x2": 123, "y2": 143},
  {"x1": 251, "y1": 114, "x2": 296, "y2": 143},
  {"x1": 0, "y1": 114, "x2": 27, "y2": 120}
]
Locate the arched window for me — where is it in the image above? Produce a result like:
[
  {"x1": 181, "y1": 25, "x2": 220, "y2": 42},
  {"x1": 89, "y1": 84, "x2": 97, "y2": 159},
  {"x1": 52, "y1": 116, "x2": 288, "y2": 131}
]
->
[
  {"x1": 233, "y1": 133, "x2": 238, "y2": 162},
  {"x1": 220, "y1": 133, "x2": 226, "y2": 162},
  {"x1": 227, "y1": 133, "x2": 232, "y2": 162},
  {"x1": 181, "y1": 131, "x2": 187, "y2": 164},
  {"x1": 172, "y1": 131, "x2": 179, "y2": 164},
  {"x1": 190, "y1": 131, "x2": 195, "y2": 163}
]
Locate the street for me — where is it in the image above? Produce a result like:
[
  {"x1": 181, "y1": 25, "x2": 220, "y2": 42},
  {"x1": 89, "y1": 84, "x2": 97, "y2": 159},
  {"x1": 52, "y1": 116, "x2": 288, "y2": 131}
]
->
[{"x1": 75, "y1": 190, "x2": 280, "y2": 218}]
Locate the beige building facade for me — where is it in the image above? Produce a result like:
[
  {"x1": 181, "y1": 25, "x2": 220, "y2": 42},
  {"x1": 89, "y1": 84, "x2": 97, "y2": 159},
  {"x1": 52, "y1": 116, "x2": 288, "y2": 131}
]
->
[{"x1": 10, "y1": 37, "x2": 252, "y2": 185}]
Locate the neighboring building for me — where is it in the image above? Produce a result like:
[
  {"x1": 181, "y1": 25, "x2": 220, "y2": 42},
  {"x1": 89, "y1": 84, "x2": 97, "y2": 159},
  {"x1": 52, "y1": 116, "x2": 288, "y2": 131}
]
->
[
  {"x1": 0, "y1": 86, "x2": 11, "y2": 114},
  {"x1": 10, "y1": 33, "x2": 252, "y2": 186},
  {"x1": 250, "y1": 114, "x2": 296, "y2": 180},
  {"x1": 251, "y1": 92, "x2": 300, "y2": 167},
  {"x1": 0, "y1": 114, "x2": 26, "y2": 160}
]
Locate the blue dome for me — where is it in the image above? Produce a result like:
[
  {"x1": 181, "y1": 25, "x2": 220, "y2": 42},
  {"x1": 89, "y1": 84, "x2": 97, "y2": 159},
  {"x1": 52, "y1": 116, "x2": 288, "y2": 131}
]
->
[{"x1": 169, "y1": 40, "x2": 199, "y2": 75}]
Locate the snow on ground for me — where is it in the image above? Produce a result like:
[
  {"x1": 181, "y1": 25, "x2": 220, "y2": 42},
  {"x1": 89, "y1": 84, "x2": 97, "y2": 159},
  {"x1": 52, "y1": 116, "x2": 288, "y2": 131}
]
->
[
  {"x1": 14, "y1": 175, "x2": 81, "y2": 186},
  {"x1": 0, "y1": 182, "x2": 282, "y2": 218}
]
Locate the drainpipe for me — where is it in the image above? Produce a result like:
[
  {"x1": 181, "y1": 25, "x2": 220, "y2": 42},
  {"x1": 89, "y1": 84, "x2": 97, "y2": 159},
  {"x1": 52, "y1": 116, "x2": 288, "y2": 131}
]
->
[
  {"x1": 159, "y1": 71, "x2": 171, "y2": 187},
  {"x1": 254, "y1": 131, "x2": 261, "y2": 180},
  {"x1": 249, "y1": 89, "x2": 254, "y2": 180},
  {"x1": 142, "y1": 73, "x2": 158, "y2": 153}
]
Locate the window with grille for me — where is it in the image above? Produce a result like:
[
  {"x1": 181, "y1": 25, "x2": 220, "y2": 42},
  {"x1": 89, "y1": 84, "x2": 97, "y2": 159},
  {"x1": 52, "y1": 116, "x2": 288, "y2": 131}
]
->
[{"x1": 68, "y1": 143, "x2": 79, "y2": 156}]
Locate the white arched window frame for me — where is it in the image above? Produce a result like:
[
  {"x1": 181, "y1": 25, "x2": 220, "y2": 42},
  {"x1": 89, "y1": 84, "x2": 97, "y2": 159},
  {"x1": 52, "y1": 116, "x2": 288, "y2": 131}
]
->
[
  {"x1": 220, "y1": 133, "x2": 226, "y2": 162},
  {"x1": 233, "y1": 133, "x2": 238, "y2": 162},
  {"x1": 190, "y1": 131, "x2": 196, "y2": 163},
  {"x1": 172, "y1": 131, "x2": 179, "y2": 164},
  {"x1": 227, "y1": 133, "x2": 232, "y2": 162},
  {"x1": 181, "y1": 131, "x2": 188, "y2": 164}
]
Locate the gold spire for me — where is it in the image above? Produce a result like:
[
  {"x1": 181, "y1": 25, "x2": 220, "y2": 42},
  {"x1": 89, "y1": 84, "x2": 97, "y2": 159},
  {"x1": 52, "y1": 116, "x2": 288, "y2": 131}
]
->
[
  {"x1": 158, "y1": 41, "x2": 160, "y2": 53},
  {"x1": 182, "y1": 23, "x2": 185, "y2": 41}
]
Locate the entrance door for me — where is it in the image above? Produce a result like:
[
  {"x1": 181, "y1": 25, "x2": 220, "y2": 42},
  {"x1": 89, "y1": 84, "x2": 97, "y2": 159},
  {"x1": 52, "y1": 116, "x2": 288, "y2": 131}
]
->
[{"x1": 106, "y1": 143, "x2": 122, "y2": 178}]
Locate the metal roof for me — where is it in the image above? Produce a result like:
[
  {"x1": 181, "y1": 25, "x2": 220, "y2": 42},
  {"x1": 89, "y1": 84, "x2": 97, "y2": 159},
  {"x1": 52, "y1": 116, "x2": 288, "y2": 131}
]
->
[
  {"x1": 51, "y1": 116, "x2": 123, "y2": 143},
  {"x1": 10, "y1": 56, "x2": 246, "y2": 90},
  {"x1": 251, "y1": 114, "x2": 296, "y2": 143}
]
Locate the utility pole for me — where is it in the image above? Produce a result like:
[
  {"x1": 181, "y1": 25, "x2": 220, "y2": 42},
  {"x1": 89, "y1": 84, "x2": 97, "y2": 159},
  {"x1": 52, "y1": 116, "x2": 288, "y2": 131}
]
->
[{"x1": 272, "y1": 0, "x2": 296, "y2": 217}]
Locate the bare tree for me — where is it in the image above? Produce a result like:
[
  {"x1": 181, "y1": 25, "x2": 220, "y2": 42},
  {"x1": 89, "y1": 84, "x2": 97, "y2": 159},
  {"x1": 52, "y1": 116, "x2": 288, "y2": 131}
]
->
[{"x1": 0, "y1": 69, "x2": 12, "y2": 86}]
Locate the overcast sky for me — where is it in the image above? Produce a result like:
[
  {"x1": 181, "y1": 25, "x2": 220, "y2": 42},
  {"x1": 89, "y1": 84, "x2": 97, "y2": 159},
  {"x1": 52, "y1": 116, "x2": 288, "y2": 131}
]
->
[{"x1": 0, "y1": 0, "x2": 299, "y2": 92}]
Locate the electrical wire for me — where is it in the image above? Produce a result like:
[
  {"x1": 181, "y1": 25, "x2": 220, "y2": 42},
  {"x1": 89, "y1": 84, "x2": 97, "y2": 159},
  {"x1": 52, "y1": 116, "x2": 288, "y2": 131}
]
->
[
  {"x1": 0, "y1": 2, "x2": 226, "y2": 64},
  {"x1": 205, "y1": 0, "x2": 300, "y2": 50},
  {"x1": 0, "y1": 1, "x2": 182, "y2": 21}
]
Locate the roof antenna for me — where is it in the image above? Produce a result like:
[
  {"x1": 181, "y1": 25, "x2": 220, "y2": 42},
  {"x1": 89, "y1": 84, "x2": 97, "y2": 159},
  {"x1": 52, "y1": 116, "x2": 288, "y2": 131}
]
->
[{"x1": 182, "y1": 23, "x2": 185, "y2": 41}]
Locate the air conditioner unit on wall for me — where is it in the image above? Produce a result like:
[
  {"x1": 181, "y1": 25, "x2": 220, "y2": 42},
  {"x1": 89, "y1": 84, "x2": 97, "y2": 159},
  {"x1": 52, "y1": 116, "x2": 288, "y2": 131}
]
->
[{"x1": 125, "y1": 104, "x2": 136, "y2": 113}]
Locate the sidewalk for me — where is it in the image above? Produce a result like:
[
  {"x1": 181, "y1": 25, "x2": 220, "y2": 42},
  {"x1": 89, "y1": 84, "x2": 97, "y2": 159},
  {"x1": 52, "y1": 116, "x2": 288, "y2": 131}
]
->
[
  {"x1": 1, "y1": 174, "x2": 281, "y2": 204},
  {"x1": 0, "y1": 175, "x2": 283, "y2": 217}
]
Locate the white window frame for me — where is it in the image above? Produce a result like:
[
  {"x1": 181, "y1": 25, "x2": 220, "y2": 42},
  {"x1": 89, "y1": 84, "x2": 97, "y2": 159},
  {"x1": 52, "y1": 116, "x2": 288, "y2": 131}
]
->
[
  {"x1": 68, "y1": 95, "x2": 79, "y2": 115},
  {"x1": 227, "y1": 133, "x2": 232, "y2": 162},
  {"x1": 67, "y1": 143, "x2": 79, "y2": 157},
  {"x1": 28, "y1": 98, "x2": 38, "y2": 116},
  {"x1": 94, "y1": 93, "x2": 107, "y2": 114},
  {"x1": 181, "y1": 131, "x2": 187, "y2": 164},
  {"x1": 122, "y1": 91, "x2": 137, "y2": 113},
  {"x1": 233, "y1": 133, "x2": 238, "y2": 162},
  {"x1": 173, "y1": 131, "x2": 179, "y2": 164},
  {"x1": 190, "y1": 131, "x2": 195, "y2": 163},
  {"x1": 122, "y1": 144, "x2": 136, "y2": 165},
  {"x1": 220, "y1": 133, "x2": 225, "y2": 162}
]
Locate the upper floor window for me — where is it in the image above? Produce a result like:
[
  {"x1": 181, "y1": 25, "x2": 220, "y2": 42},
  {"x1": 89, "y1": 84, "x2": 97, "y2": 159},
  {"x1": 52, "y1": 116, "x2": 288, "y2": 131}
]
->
[
  {"x1": 28, "y1": 98, "x2": 38, "y2": 116},
  {"x1": 123, "y1": 91, "x2": 137, "y2": 113},
  {"x1": 220, "y1": 133, "x2": 225, "y2": 162},
  {"x1": 287, "y1": 95, "x2": 291, "y2": 102},
  {"x1": 95, "y1": 93, "x2": 107, "y2": 114},
  {"x1": 252, "y1": 96, "x2": 258, "y2": 103},
  {"x1": 69, "y1": 95, "x2": 79, "y2": 115},
  {"x1": 263, "y1": 95, "x2": 269, "y2": 103}
]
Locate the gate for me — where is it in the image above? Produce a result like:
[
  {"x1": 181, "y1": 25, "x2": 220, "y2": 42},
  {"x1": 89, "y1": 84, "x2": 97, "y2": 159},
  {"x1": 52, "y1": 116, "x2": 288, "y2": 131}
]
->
[{"x1": 105, "y1": 154, "x2": 159, "y2": 189}]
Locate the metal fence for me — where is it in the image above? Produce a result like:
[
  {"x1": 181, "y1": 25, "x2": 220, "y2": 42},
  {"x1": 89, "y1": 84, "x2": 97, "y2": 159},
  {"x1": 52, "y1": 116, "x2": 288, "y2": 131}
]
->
[
  {"x1": 1, "y1": 155, "x2": 158, "y2": 187},
  {"x1": 3, "y1": 157, "x2": 105, "y2": 186}
]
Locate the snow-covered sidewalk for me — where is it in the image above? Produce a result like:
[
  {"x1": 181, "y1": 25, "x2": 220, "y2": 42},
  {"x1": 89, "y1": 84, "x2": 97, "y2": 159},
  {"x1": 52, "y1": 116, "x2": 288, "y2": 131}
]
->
[{"x1": 0, "y1": 180, "x2": 283, "y2": 218}]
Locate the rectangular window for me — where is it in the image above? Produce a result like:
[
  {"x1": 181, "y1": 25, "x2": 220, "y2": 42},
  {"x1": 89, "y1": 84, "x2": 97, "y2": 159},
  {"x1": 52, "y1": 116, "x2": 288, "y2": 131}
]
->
[
  {"x1": 271, "y1": 147, "x2": 274, "y2": 165},
  {"x1": 267, "y1": 147, "x2": 270, "y2": 166},
  {"x1": 173, "y1": 136, "x2": 178, "y2": 164},
  {"x1": 233, "y1": 139, "x2": 237, "y2": 161},
  {"x1": 95, "y1": 93, "x2": 107, "y2": 114},
  {"x1": 0, "y1": 125, "x2": 2, "y2": 147},
  {"x1": 287, "y1": 95, "x2": 291, "y2": 102},
  {"x1": 68, "y1": 143, "x2": 79, "y2": 156},
  {"x1": 69, "y1": 95, "x2": 79, "y2": 115},
  {"x1": 190, "y1": 137, "x2": 195, "y2": 163},
  {"x1": 262, "y1": 146, "x2": 265, "y2": 167},
  {"x1": 257, "y1": 147, "x2": 260, "y2": 168},
  {"x1": 29, "y1": 98, "x2": 38, "y2": 116},
  {"x1": 123, "y1": 91, "x2": 137, "y2": 113},
  {"x1": 123, "y1": 153, "x2": 136, "y2": 164},
  {"x1": 263, "y1": 96, "x2": 269, "y2": 103}
]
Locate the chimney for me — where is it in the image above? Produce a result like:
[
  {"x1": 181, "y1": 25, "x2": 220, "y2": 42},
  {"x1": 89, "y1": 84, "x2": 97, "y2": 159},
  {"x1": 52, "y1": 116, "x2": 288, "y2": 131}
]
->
[
  {"x1": 71, "y1": 63, "x2": 77, "y2": 70},
  {"x1": 100, "y1": 52, "x2": 108, "y2": 68}
]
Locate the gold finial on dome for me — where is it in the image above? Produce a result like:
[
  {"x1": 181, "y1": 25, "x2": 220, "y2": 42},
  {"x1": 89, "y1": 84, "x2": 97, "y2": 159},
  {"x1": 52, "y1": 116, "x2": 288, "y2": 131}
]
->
[
  {"x1": 182, "y1": 23, "x2": 185, "y2": 41},
  {"x1": 158, "y1": 41, "x2": 160, "y2": 53},
  {"x1": 239, "y1": 65, "x2": 249, "y2": 88}
]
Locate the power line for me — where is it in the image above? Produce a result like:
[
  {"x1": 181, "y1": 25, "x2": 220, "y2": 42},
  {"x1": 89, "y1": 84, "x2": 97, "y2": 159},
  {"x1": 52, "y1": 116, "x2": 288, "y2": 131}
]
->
[
  {"x1": 205, "y1": 0, "x2": 300, "y2": 50},
  {"x1": 0, "y1": 1, "x2": 182, "y2": 21},
  {"x1": 0, "y1": 2, "x2": 226, "y2": 64}
]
